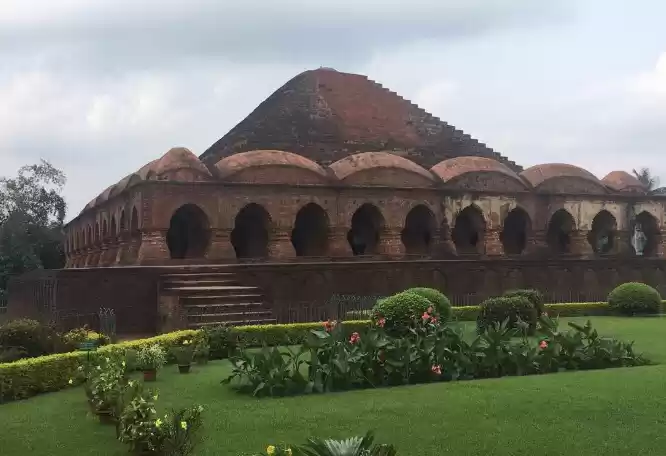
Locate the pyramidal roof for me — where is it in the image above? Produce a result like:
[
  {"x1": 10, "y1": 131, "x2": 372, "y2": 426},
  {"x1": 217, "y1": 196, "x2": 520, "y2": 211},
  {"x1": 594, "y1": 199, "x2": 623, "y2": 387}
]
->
[{"x1": 200, "y1": 68, "x2": 520, "y2": 172}]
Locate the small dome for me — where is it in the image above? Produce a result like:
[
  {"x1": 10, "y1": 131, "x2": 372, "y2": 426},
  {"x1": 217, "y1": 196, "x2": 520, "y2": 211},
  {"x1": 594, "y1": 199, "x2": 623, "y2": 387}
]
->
[
  {"x1": 329, "y1": 152, "x2": 434, "y2": 182},
  {"x1": 152, "y1": 147, "x2": 211, "y2": 177},
  {"x1": 215, "y1": 150, "x2": 328, "y2": 180},
  {"x1": 431, "y1": 156, "x2": 525, "y2": 185},
  {"x1": 520, "y1": 163, "x2": 601, "y2": 187},
  {"x1": 601, "y1": 171, "x2": 647, "y2": 192}
]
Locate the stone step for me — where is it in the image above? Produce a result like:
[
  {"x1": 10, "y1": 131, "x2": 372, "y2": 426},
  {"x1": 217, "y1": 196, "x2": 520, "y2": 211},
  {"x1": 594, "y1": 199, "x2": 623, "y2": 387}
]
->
[
  {"x1": 162, "y1": 272, "x2": 236, "y2": 279},
  {"x1": 185, "y1": 303, "x2": 269, "y2": 314},
  {"x1": 187, "y1": 310, "x2": 273, "y2": 320},
  {"x1": 163, "y1": 285, "x2": 257, "y2": 294},
  {"x1": 187, "y1": 318, "x2": 277, "y2": 328},
  {"x1": 181, "y1": 294, "x2": 264, "y2": 304},
  {"x1": 164, "y1": 279, "x2": 240, "y2": 287}
]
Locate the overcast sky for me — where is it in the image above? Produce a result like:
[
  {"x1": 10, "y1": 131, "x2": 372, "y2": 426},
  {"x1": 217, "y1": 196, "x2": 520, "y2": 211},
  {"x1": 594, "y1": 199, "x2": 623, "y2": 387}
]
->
[{"x1": 2, "y1": 0, "x2": 666, "y2": 219}]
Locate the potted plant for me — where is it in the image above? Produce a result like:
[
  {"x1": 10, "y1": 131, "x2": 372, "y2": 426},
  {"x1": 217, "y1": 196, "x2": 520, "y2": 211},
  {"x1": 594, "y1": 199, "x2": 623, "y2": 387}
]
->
[
  {"x1": 172, "y1": 340, "x2": 194, "y2": 373},
  {"x1": 136, "y1": 344, "x2": 167, "y2": 381},
  {"x1": 193, "y1": 339, "x2": 210, "y2": 365}
]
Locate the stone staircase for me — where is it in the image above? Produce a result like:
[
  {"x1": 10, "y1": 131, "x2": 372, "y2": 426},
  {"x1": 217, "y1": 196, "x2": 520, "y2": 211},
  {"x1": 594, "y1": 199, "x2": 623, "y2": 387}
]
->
[{"x1": 161, "y1": 271, "x2": 275, "y2": 329}]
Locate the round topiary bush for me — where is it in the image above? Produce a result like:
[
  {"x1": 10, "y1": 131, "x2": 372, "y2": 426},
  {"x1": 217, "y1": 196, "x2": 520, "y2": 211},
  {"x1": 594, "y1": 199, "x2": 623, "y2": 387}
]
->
[
  {"x1": 372, "y1": 291, "x2": 433, "y2": 330},
  {"x1": 404, "y1": 287, "x2": 452, "y2": 321},
  {"x1": 607, "y1": 282, "x2": 662, "y2": 315},
  {"x1": 503, "y1": 289, "x2": 544, "y2": 315},
  {"x1": 477, "y1": 296, "x2": 536, "y2": 334}
]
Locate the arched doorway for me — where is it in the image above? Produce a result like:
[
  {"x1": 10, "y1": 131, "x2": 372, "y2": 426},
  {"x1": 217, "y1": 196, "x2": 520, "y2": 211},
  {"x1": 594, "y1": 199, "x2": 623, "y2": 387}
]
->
[
  {"x1": 119, "y1": 210, "x2": 126, "y2": 232},
  {"x1": 166, "y1": 204, "x2": 211, "y2": 259},
  {"x1": 588, "y1": 210, "x2": 617, "y2": 254},
  {"x1": 347, "y1": 204, "x2": 385, "y2": 255},
  {"x1": 452, "y1": 205, "x2": 485, "y2": 254},
  {"x1": 401, "y1": 205, "x2": 436, "y2": 254},
  {"x1": 110, "y1": 216, "x2": 117, "y2": 239},
  {"x1": 130, "y1": 207, "x2": 139, "y2": 232},
  {"x1": 501, "y1": 207, "x2": 531, "y2": 255},
  {"x1": 633, "y1": 211, "x2": 660, "y2": 256},
  {"x1": 231, "y1": 203, "x2": 271, "y2": 259},
  {"x1": 291, "y1": 203, "x2": 329, "y2": 257},
  {"x1": 547, "y1": 209, "x2": 575, "y2": 254}
]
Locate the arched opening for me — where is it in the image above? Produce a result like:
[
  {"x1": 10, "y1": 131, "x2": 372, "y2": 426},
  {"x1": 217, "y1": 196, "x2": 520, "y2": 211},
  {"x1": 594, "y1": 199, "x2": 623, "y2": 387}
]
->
[
  {"x1": 110, "y1": 216, "x2": 117, "y2": 238},
  {"x1": 588, "y1": 210, "x2": 617, "y2": 254},
  {"x1": 130, "y1": 207, "x2": 139, "y2": 232},
  {"x1": 291, "y1": 203, "x2": 329, "y2": 257},
  {"x1": 95, "y1": 222, "x2": 100, "y2": 244},
  {"x1": 347, "y1": 204, "x2": 385, "y2": 255},
  {"x1": 401, "y1": 205, "x2": 436, "y2": 254},
  {"x1": 633, "y1": 211, "x2": 660, "y2": 256},
  {"x1": 102, "y1": 219, "x2": 108, "y2": 240},
  {"x1": 166, "y1": 204, "x2": 211, "y2": 259},
  {"x1": 119, "y1": 210, "x2": 126, "y2": 232},
  {"x1": 547, "y1": 209, "x2": 575, "y2": 254},
  {"x1": 501, "y1": 207, "x2": 531, "y2": 255},
  {"x1": 452, "y1": 205, "x2": 485, "y2": 254},
  {"x1": 86, "y1": 226, "x2": 92, "y2": 247},
  {"x1": 231, "y1": 203, "x2": 271, "y2": 259}
]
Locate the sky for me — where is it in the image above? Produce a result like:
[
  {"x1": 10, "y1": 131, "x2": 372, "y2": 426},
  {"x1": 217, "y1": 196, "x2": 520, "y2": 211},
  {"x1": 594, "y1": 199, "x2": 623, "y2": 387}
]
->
[{"x1": 2, "y1": 0, "x2": 666, "y2": 220}]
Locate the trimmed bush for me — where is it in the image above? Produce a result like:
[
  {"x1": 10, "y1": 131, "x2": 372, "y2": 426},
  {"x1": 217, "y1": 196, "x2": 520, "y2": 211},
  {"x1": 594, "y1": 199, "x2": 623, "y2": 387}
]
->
[
  {"x1": 372, "y1": 291, "x2": 433, "y2": 330},
  {"x1": 608, "y1": 282, "x2": 662, "y2": 315},
  {"x1": 0, "y1": 319, "x2": 63, "y2": 358},
  {"x1": 62, "y1": 327, "x2": 111, "y2": 351},
  {"x1": 231, "y1": 321, "x2": 370, "y2": 347},
  {"x1": 477, "y1": 296, "x2": 536, "y2": 334},
  {"x1": 404, "y1": 287, "x2": 452, "y2": 321},
  {"x1": 503, "y1": 289, "x2": 544, "y2": 315}
]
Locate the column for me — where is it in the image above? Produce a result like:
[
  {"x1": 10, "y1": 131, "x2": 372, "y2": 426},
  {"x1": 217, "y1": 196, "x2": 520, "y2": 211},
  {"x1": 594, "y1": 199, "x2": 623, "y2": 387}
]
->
[
  {"x1": 328, "y1": 226, "x2": 352, "y2": 257},
  {"x1": 125, "y1": 234, "x2": 141, "y2": 265},
  {"x1": 99, "y1": 241, "x2": 112, "y2": 266},
  {"x1": 657, "y1": 233, "x2": 666, "y2": 258},
  {"x1": 431, "y1": 228, "x2": 456, "y2": 257},
  {"x1": 207, "y1": 229, "x2": 236, "y2": 260},
  {"x1": 137, "y1": 230, "x2": 170, "y2": 264},
  {"x1": 616, "y1": 230, "x2": 632, "y2": 255},
  {"x1": 525, "y1": 230, "x2": 548, "y2": 255},
  {"x1": 268, "y1": 229, "x2": 295, "y2": 259},
  {"x1": 484, "y1": 229, "x2": 503, "y2": 256},
  {"x1": 570, "y1": 230, "x2": 593, "y2": 256},
  {"x1": 115, "y1": 233, "x2": 129, "y2": 265},
  {"x1": 377, "y1": 228, "x2": 405, "y2": 257}
]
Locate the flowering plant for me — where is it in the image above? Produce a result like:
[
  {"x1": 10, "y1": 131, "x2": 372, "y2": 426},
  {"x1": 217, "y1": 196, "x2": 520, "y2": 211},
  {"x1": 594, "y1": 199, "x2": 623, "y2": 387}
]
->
[
  {"x1": 171, "y1": 339, "x2": 195, "y2": 365},
  {"x1": 136, "y1": 344, "x2": 167, "y2": 371}
]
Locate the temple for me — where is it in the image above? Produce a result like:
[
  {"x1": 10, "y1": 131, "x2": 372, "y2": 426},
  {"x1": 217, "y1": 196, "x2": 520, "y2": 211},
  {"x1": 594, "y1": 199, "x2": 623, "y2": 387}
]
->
[{"x1": 8, "y1": 68, "x2": 666, "y2": 334}]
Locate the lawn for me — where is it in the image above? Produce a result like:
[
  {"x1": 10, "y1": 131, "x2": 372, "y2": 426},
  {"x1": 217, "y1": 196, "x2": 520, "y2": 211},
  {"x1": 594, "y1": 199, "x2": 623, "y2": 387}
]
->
[{"x1": 3, "y1": 317, "x2": 666, "y2": 455}]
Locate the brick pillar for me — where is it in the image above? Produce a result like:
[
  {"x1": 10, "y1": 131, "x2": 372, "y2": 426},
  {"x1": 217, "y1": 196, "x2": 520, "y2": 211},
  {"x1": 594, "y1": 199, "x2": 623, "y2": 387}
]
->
[
  {"x1": 432, "y1": 228, "x2": 456, "y2": 257},
  {"x1": 268, "y1": 229, "x2": 295, "y2": 259},
  {"x1": 137, "y1": 230, "x2": 170, "y2": 263},
  {"x1": 115, "y1": 234, "x2": 128, "y2": 265},
  {"x1": 99, "y1": 241, "x2": 115, "y2": 266},
  {"x1": 90, "y1": 245, "x2": 102, "y2": 267},
  {"x1": 328, "y1": 226, "x2": 352, "y2": 257},
  {"x1": 616, "y1": 230, "x2": 632, "y2": 255},
  {"x1": 484, "y1": 229, "x2": 503, "y2": 256},
  {"x1": 207, "y1": 229, "x2": 236, "y2": 261},
  {"x1": 525, "y1": 229, "x2": 548, "y2": 255},
  {"x1": 657, "y1": 233, "x2": 666, "y2": 257},
  {"x1": 378, "y1": 228, "x2": 405, "y2": 257},
  {"x1": 570, "y1": 231, "x2": 593, "y2": 256},
  {"x1": 125, "y1": 234, "x2": 141, "y2": 265}
]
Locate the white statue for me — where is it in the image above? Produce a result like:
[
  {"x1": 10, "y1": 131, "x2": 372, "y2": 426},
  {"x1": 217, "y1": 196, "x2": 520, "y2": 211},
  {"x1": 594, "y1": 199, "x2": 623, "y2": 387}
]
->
[{"x1": 631, "y1": 223, "x2": 647, "y2": 255}]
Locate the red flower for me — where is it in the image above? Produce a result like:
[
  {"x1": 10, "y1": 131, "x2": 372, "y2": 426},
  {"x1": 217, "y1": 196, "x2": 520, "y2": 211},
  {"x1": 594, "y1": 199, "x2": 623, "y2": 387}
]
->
[
  {"x1": 422, "y1": 312, "x2": 430, "y2": 321},
  {"x1": 376, "y1": 317, "x2": 386, "y2": 328},
  {"x1": 431, "y1": 365, "x2": 442, "y2": 375},
  {"x1": 539, "y1": 340, "x2": 548, "y2": 349},
  {"x1": 349, "y1": 332, "x2": 361, "y2": 344},
  {"x1": 323, "y1": 320, "x2": 337, "y2": 332},
  {"x1": 430, "y1": 316, "x2": 438, "y2": 325}
]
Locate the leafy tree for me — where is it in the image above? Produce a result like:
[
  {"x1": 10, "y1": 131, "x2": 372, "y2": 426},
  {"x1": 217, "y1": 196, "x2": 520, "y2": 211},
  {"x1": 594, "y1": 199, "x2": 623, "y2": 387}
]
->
[
  {"x1": 0, "y1": 160, "x2": 67, "y2": 298},
  {"x1": 632, "y1": 167, "x2": 659, "y2": 191}
]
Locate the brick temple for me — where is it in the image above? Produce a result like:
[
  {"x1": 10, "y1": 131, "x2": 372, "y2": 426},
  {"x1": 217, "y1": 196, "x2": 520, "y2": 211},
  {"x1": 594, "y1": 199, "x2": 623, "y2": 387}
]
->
[{"x1": 7, "y1": 68, "x2": 666, "y2": 335}]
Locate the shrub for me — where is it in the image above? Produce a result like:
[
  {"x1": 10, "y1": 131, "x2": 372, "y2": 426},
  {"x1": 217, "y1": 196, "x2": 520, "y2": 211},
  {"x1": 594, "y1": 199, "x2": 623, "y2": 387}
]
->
[
  {"x1": 136, "y1": 344, "x2": 167, "y2": 371},
  {"x1": 608, "y1": 282, "x2": 662, "y2": 315},
  {"x1": 503, "y1": 289, "x2": 544, "y2": 315},
  {"x1": 62, "y1": 327, "x2": 111, "y2": 351},
  {"x1": 404, "y1": 287, "x2": 452, "y2": 321},
  {"x1": 201, "y1": 325, "x2": 235, "y2": 360},
  {"x1": 0, "y1": 319, "x2": 62, "y2": 358},
  {"x1": 372, "y1": 291, "x2": 433, "y2": 330},
  {"x1": 477, "y1": 296, "x2": 536, "y2": 334}
]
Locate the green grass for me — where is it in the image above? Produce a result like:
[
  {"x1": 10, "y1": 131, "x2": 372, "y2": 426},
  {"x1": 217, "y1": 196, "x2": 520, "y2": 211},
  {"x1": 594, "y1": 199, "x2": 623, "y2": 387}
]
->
[{"x1": 3, "y1": 317, "x2": 666, "y2": 455}]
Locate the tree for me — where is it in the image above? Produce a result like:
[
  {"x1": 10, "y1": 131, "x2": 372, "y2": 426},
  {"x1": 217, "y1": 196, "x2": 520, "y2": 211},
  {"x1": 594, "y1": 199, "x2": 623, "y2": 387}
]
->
[
  {"x1": 0, "y1": 160, "x2": 67, "y2": 297},
  {"x1": 632, "y1": 167, "x2": 659, "y2": 191}
]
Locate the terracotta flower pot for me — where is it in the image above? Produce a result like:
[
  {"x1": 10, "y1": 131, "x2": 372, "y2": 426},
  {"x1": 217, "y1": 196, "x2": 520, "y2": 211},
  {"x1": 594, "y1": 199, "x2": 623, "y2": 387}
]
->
[
  {"x1": 178, "y1": 364, "x2": 191, "y2": 374},
  {"x1": 143, "y1": 369, "x2": 157, "y2": 382}
]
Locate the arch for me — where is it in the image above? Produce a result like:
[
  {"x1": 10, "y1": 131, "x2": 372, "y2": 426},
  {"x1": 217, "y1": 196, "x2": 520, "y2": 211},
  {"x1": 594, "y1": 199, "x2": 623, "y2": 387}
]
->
[
  {"x1": 501, "y1": 207, "x2": 531, "y2": 255},
  {"x1": 102, "y1": 219, "x2": 108, "y2": 240},
  {"x1": 633, "y1": 211, "x2": 660, "y2": 257},
  {"x1": 110, "y1": 216, "x2": 117, "y2": 238},
  {"x1": 130, "y1": 207, "x2": 139, "y2": 232},
  {"x1": 588, "y1": 210, "x2": 617, "y2": 254},
  {"x1": 291, "y1": 203, "x2": 329, "y2": 257},
  {"x1": 401, "y1": 205, "x2": 436, "y2": 254},
  {"x1": 86, "y1": 225, "x2": 92, "y2": 247},
  {"x1": 119, "y1": 210, "x2": 126, "y2": 232},
  {"x1": 95, "y1": 222, "x2": 100, "y2": 243},
  {"x1": 166, "y1": 204, "x2": 211, "y2": 259},
  {"x1": 231, "y1": 203, "x2": 271, "y2": 259},
  {"x1": 547, "y1": 209, "x2": 576, "y2": 254},
  {"x1": 452, "y1": 205, "x2": 486, "y2": 254},
  {"x1": 347, "y1": 203, "x2": 385, "y2": 255}
]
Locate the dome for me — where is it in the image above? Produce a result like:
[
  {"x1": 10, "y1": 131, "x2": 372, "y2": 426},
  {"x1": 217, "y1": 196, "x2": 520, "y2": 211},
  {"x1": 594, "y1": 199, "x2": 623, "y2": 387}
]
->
[
  {"x1": 329, "y1": 152, "x2": 434, "y2": 183},
  {"x1": 520, "y1": 163, "x2": 601, "y2": 188},
  {"x1": 215, "y1": 150, "x2": 329, "y2": 181},
  {"x1": 152, "y1": 147, "x2": 211, "y2": 177},
  {"x1": 109, "y1": 173, "x2": 142, "y2": 198},
  {"x1": 601, "y1": 171, "x2": 647, "y2": 192},
  {"x1": 431, "y1": 156, "x2": 525, "y2": 185}
]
